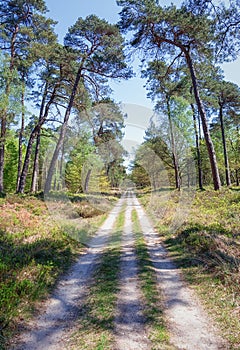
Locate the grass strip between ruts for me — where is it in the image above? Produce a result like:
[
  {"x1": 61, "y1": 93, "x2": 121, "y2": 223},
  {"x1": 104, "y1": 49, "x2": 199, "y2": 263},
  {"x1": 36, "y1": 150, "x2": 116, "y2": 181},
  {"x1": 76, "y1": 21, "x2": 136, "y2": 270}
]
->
[
  {"x1": 132, "y1": 209, "x2": 175, "y2": 350},
  {"x1": 68, "y1": 205, "x2": 126, "y2": 350}
]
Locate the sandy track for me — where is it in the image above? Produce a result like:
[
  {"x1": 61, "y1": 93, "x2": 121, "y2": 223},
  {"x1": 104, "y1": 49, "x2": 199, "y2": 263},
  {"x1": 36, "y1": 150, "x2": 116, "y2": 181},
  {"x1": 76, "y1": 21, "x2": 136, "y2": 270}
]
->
[
  {"x1": 10, "y1": 197, "x2": 126, "y2": 350},
  {"x1": 10, "y1": 192, "x2": 228, "y2": 350},
  {"x1": 132, "y1": 193, "x2": 227, "y2": 350},
  {"x1": 113, "y1": 193, "x2": 151, "y2": 350}
]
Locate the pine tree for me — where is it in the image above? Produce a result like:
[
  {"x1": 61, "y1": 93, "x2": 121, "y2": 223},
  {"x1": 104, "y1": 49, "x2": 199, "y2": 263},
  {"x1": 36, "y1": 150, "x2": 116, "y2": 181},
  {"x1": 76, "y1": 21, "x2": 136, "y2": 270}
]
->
[
  {"x1": 117, "y1": 0, "x2": 240, "y2": 189},
  {"x1": 44, "y1": 15, "x2": 132, "y2": 193}
]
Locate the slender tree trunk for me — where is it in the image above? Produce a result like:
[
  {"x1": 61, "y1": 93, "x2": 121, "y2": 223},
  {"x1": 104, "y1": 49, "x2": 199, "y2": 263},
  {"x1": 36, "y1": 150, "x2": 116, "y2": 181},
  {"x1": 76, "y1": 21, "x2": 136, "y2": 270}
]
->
[
  {"x1": 44, "y1": 68, "x2": 83, "y2": 194},
  {"x1": 0, "y1": 114, "x2": 7, "y2": 193},
  {"x1": 10, "y1": 25, "x2": 19, "y2": 70},
  {"x1": 30, "y1": 131, "x2": 41, "y2": 193},
  {"x1": 16, "y1": 84, "x2": 25, "y2": 191},
  {"x1": 167, "y1": 98, "x2": 180, "y2": 190},
  {"x1": 219, "y1": 104, "x2": 231, "y2": 186},
  {"x1": 38, "y1": 153, "x2": 44, "y2": 191},
  {"x1": 152, "y1": 31, "x2": 222, "y2": 190},
  {"x1": 58, "y1": 141, "x2": 65, "y2": 190},
  {"x1": 237, "y1": 124, "x2": 240, "y2": 186},
  {"x1": 17, "y1": 83, "x2": 57, "y2": 193},
  {"x1": 191, "y1": 103, "x2": 203, "y2": 190},
  {"x1": 84, "y1": 169, "x2": 92, "y2": 193},
  {"x1": 53, "y1": 161, "x2": 58, "y2": 191},
  {"x1": 184, "y1": 51, "x2": 221, "y2": 190},
  {"x1": 236, "y1": 169, "x2": 239, "y2": 186},
  {"x1": 44, "y1": 118, "x2": 68, "y2": 194}
]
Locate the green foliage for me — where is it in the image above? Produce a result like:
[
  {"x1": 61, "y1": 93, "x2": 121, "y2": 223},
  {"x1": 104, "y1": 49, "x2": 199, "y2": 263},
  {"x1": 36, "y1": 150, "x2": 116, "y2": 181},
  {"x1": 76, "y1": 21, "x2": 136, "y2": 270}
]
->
[
  {"x1": 208, "y1": 79, "x2": 240, "y2": 185},
  {"x1": 79, "y1": 100, "x2": 127, "y2": 188},
  {"x1": 0, "y1": 196, "x2": 82, "y2": 347},
  {"x1": 65, "y1": 133, "x2": 95, "y2": 193},
  {"x1": 0, "y1": 54, "x2": 22, "y2": 118},
  {"x1": 131, "y1": 95, "x2": 195, "y2": 190},
  {"x1": 3, "y1": 135, "x2": 19, "y2": 193},
  {"x1": 64, "y1": 15, "x2": 132, "y2": 80},
  {"x1": 0, "y1": 0, "x2": 57, "y2": 64},
  {"x1": 117, "y1": 0, "x2": 240, "y2": 190},
  {"x1": 131, "y1": 145, "x2": 164, "y2": 189}
]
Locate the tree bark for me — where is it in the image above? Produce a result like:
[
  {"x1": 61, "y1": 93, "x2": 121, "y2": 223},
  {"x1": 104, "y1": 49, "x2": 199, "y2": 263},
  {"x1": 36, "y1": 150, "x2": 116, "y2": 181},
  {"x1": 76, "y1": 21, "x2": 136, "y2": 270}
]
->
[
  {"x1": 44, "y1": 68, "x2": 82, "y2": 194},
  {"x1": 30, "y1": 131, "x2": 41, "y2": 193},
  {"x1": 0, "y1": 116, "x2": 6, "y2": 193},
  {"x1": 236, "y1": 169, "x2": 239, "y2": 186},
  {"x1": 17, "y1": 83, "x2": 57, "y2": 193},
  {"x1": 150, "y1": 28, "x2": 221, "y2": 190},
  {"x1": 167, "y1": 98, "x2": 180, "y2": 190},
  {"x1": 0, "y1": 77, "x2": 11, "y2": 193},
  {"x1": 191, "y1": 103, "x2": 203, "y2": 190},
  {"x1": 16, "y1": 84, "x2": 25, "y2": 191},
  {"x1": 84, "y1": 169, "x2": 92, "y2": 193},
  {"x1": 184, "y1": 51, "x2": 221, "y2": 190},
  {"x1": 58, "y1": 141, "x2": 65, "y2": 191},
  {"x1": 0, "y1": 24, "x2": 19, "y2": 192},
  {"x1": 219, "y1": 104, "x2": 231, "y2": 186}
]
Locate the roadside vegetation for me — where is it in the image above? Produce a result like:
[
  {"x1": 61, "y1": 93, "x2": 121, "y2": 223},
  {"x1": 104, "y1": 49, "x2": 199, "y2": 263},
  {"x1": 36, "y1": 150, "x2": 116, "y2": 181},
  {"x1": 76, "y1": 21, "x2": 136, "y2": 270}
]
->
[
  {"x1": 0, "y1": 193, "x2": 114, "y2": 349},
  {"x1": 138, "y1": 187, "x2": 240, "y2": 349}
]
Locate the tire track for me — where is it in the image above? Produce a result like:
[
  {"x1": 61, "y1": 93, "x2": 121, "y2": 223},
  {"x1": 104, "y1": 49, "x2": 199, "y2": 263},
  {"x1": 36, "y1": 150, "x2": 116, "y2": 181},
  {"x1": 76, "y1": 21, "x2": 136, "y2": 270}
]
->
[{"x1": 113, "y1": 191, "x2": 151, "y2": 350}]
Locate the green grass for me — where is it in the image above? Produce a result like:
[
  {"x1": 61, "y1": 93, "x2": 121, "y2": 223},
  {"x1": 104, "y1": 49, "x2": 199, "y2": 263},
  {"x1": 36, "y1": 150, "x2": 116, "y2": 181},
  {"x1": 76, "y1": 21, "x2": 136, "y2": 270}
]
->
[
  {"x1": 138, "y1": 187, "x2": 240, "y2": 349},
  {"x1": 69, "y1": 207, "x2": 125, "y2": 349},
  {"x1": 132, "y1": 209, "x2": 174, "y2": 350}
]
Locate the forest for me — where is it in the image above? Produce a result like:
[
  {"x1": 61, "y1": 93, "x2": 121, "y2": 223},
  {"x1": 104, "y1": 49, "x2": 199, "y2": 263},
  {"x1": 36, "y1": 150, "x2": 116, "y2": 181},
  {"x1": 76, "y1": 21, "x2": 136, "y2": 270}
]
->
[
  {"x1": 0, "y1": 0, "x2": 240, "y2": 349},
  {"x1": 0, "y1": 0, "x2": 239, "y2": 194}
]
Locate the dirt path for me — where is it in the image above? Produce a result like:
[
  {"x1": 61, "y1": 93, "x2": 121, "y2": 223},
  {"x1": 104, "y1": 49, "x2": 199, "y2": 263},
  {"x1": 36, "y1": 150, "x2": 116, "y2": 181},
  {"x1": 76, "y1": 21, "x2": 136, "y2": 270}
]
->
[
  {"x1": 10, "y1": 196, "x2": 126, "y2": 350},
  {"x1": 113, "y1": 193, "x2": 151, "y2": 350},
  {"x1": 10, "y1": 191, "x2": 227, "y2": 350},
  {"x1": 132, "y1": 193, "x2": 227, "y2": 350}
]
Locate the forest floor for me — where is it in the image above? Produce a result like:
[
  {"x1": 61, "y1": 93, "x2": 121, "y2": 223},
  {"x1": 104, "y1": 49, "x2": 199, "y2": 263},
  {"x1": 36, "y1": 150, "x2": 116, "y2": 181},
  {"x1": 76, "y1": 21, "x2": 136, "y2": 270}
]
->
[{"x1": 4, "y1": 191, "x2": 235, "y2": 350}]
